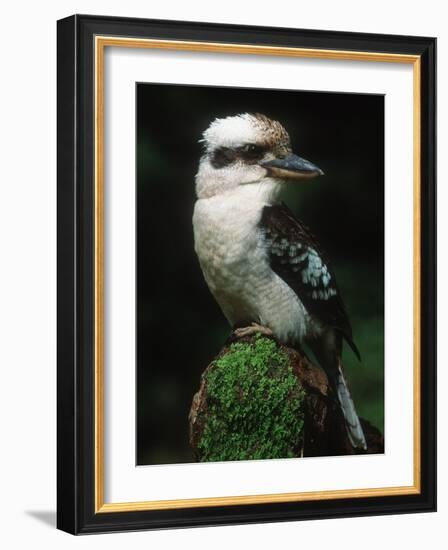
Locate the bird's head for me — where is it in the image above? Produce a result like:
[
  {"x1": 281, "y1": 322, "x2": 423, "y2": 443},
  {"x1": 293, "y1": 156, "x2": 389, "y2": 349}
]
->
[{"x1": 195, "y1": 113, "x2": 323, "y2": 200}]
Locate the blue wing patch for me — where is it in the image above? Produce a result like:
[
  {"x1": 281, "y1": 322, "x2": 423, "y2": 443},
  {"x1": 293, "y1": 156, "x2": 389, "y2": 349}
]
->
[
  {"x1": 264, "y1": 230, "x2": 338, "y2": 301},
  {"x1": 259, "y1": 202, "x2": 359, "y2": 359}
]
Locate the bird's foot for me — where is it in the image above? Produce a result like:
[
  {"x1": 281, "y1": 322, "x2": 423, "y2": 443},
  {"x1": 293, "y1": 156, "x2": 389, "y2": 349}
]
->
[{"x1": 233, "y1": 323, "x2": 273, "y2": 339}]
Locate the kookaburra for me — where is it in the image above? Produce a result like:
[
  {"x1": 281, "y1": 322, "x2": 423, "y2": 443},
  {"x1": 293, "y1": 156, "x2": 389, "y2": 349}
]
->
[{"x1": 193, "y1": 113, "x2": 367, "y2": 451}]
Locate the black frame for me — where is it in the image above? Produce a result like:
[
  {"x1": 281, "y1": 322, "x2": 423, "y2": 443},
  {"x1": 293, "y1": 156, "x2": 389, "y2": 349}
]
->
[{"x1": 57, "y1": 14, "x2": 436, "y2": 534}]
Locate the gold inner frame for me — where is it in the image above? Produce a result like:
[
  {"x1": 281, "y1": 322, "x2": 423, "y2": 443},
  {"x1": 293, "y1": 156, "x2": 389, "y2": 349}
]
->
[{"x1": 94, "y1": 36, "x2": 421, "y2": 513}]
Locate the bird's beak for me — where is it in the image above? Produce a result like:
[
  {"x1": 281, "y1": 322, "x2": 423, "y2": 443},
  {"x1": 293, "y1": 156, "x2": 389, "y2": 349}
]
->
[{"x1": 260, "y1": 153, "x2": 324, "y2": 181}]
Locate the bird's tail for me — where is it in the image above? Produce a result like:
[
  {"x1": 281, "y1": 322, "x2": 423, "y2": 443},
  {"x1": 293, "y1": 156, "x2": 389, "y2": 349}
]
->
[{"x1": 333, "y1": 364, "x2": 367, "y2": 451}]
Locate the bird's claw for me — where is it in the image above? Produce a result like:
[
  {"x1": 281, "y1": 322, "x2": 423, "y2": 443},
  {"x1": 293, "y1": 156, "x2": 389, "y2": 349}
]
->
[{"x1": 233, "y1": 323, "x2": 273, "y2": 339}]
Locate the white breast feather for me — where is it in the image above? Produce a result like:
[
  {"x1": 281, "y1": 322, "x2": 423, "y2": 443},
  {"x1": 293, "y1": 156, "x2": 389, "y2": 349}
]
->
[{"x1": 193, "y1": 187, "x2": 318, "y2": 344}]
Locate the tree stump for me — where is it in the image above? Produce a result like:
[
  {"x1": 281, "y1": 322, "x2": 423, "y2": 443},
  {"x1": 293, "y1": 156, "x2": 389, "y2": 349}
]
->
[{"x1": 189, "y1": 334, "x2": 383, "y2": 461}]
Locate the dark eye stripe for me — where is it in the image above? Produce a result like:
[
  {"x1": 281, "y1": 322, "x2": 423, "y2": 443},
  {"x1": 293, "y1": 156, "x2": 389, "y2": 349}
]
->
[
  {"x1": 238, "y1": 144, "x2": 265, "y2": 161},
  {"x1": 210, "y1": 147, "x2": 237, "y2": 168},
  {"x1": 210, "y1": 144, "x2": 265, "y2": 168}
]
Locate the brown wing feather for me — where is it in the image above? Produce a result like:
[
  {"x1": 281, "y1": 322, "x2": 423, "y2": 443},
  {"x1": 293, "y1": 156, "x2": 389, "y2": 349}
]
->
[{"x1": 260, "y1": 203, "x2": 360, "y2": 359}]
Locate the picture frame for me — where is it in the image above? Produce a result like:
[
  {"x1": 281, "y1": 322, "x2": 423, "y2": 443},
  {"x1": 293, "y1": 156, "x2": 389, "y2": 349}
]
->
[{"x1": 57, "y1": 14, "x2": 436, "y2": 534}]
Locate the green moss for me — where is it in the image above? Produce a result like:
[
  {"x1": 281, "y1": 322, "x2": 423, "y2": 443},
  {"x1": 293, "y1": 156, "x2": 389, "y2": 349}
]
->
[{"x1": 197, "y1": 335, "x2": 305, "y2": 462}]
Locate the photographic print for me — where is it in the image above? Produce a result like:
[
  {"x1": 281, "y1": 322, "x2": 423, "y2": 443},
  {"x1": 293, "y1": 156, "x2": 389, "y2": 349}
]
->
[
  {"x1": 57, "y1": 16, "x2": 435, "y2": 533},
  {"x1": 136, "y1": 84, "x2": 385, "y2": 465}
]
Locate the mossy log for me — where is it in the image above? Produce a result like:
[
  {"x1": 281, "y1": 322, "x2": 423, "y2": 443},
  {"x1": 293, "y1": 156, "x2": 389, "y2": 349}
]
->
[{"x1": 189, "y1": 334, "x2": 383, "y2": 462}]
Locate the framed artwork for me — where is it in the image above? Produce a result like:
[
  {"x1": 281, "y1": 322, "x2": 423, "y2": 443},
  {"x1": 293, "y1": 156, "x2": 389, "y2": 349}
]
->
[{"x1": 57, "y1": 14, "x2": 436, "y2": 534}]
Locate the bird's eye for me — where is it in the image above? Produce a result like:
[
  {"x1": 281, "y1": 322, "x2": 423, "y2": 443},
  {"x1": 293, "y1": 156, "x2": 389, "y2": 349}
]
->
[{"x1": 240, "y1": 143, "x2": 264, "y2": 161}]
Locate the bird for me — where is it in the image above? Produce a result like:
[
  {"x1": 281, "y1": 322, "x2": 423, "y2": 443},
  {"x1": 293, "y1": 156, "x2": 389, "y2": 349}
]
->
[{"x1": 192, "y1": 112, "x2": 367, "y2": 451}]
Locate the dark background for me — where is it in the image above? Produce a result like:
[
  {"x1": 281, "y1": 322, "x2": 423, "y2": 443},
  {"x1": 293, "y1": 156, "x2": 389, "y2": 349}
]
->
[{"x1": 136, "y1": 83, "x2": 384, "y2": 465}]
